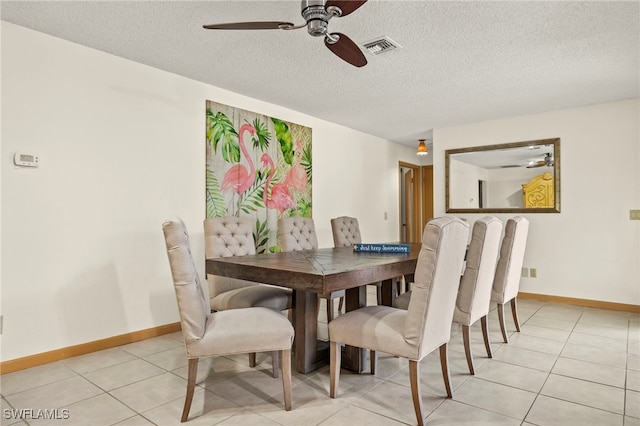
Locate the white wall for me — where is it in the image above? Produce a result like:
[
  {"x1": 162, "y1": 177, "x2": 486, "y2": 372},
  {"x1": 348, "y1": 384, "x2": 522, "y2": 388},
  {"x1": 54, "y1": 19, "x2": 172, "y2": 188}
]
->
[
  {"x1": 0, "y1": 22, "x2": 418, "y2": 362},
  {"x1": 449, "y1": 158, "x2": 487, "y2": 208},
  {"x1": 434, "y1": 98, "x2": 640, "y2": 305}
]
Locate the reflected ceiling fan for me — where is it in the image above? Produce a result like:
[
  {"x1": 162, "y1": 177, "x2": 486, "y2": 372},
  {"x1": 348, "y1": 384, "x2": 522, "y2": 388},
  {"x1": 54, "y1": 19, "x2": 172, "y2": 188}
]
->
[
  {"x1": 526, "y1": 152, "x2": 554, "y2": 168},
  {"x1": 203, "y1": 0, "x2": 368, "y2": 67}
]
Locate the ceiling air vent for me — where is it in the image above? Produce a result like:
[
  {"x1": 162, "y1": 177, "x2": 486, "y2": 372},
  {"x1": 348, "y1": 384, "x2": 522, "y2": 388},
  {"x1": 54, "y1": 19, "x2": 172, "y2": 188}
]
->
[{"x1": 362, "y1": 36, "x2": 401, "y2": 55}]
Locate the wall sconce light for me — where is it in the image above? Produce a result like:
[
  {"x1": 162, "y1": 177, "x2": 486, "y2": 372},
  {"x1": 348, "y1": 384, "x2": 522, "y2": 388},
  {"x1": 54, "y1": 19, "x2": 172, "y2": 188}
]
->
[{"x1": 416, "y1": 139, "x2": 428, "y2": 156}]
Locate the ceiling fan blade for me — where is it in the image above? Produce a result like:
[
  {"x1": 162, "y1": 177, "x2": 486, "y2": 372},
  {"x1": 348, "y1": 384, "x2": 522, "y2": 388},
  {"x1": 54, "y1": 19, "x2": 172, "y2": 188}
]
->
[
  {"x1": 325, "y1": 33, "x2": 367, "y2": 67},
  {"x1": 325, "y1": 0, "x2": 367, "y2": 17},
  {"x1": 203, "y1": 21, "x2": 294, "y2": 30}
]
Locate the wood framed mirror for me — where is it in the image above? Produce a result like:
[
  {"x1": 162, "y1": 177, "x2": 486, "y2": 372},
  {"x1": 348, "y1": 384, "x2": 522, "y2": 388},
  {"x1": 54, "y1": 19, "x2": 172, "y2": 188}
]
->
[{"x1": 445, "y1": 138, "x2": 560, "y2": 213}]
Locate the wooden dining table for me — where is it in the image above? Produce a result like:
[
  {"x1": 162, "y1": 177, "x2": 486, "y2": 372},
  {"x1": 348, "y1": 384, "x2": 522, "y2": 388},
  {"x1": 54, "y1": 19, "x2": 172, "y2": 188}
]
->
[{"x1": 206, "y1": 244, "x2": 421, "y2": 374}]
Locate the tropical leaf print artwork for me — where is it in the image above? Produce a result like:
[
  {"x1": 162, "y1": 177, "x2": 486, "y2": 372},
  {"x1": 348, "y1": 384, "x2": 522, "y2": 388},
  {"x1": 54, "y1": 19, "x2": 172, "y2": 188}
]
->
[
  {"x1": 251, "y1": 118, "x2": 271, "y2": 151},
  {"x1": 302, "y1": 144, "x2": 312, "y2": 186},
  {"x1": 271, "y1": 117, "x2": 294, "y2": 165},
  {"x1": 207, "y1": 110, "x2": 240, "y2": 163},
  {"x1": 206, "y1": 169, "x2": 227, "y2": 218},
  {"x1": 206, "y1": 101, "x2": 312, "y2": 251}
]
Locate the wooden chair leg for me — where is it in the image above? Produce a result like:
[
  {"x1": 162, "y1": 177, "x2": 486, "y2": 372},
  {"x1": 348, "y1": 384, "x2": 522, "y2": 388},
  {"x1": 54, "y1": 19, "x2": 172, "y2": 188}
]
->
[
  {"x1": 511, "y1": 298, "x2": 521, "y2": 332},
  {"x1": 248, "y1": 352, "x2": 256, "y2": 367},
  {"x1": 462, "y1": 325, "x2": 475, "y2": 375},
  {"x1": 481, "y1": 315, "x2": 493, "y2": 358},
  {"x1": 281, "y1": 349, "x2": 292, "y2": 411},
  {"x1": 271, "y1": 351, "x2": 279, "y2": 378},
  {"x1": 439, "y1": 343, "x2": 453, "y2": 398},
  {"x1": 370, "y1": 350, "x2": 377, "y2": 375},
  {"x1": 497, "y1": 303, "x2": 509, "y2": 343},
  {"x1": 409, "y1": 360, "x2": 425, "y2": 426},
  {"x1": 181, "y1": 358, "x2": 198, "y2": 422},
  {"x1": 329, "y1": 341, "x2": 341, "y2": 398}
]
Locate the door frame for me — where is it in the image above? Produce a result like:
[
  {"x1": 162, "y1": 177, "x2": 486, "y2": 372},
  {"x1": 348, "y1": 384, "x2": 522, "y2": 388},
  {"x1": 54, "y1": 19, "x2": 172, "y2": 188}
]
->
[
  {"x1": 399, "y1": 162, "x2": 435, "y2": 243},
  {"x1": 398, "y1": 161, "x2": 422, "y2": 243}
]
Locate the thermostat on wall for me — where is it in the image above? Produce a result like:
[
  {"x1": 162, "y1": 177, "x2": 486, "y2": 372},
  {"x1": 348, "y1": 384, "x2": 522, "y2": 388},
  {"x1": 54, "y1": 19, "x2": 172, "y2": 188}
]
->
[{"x1": 13, "y1": 152, "x2": 39, "y2": 168}]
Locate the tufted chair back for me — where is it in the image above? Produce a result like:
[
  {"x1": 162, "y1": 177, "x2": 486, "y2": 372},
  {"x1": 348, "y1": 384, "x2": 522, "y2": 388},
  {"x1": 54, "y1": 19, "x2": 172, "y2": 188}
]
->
[
  {"x1": 330, "y1": 216, "x2": 362, "y2": 247},
  {"x1": 204, "y1": 216, "x2": 258, "y2": 298},
  {"x1": 278, "y1": 216, "x2": 319, "y2": 251},
  {"x1": 491, "y1": 216, "x2": 529, "y2": 304},
  {"x1": 404, "y1": 216, "x2": 469, "y2": 360},
  {"x1": 162, "y1": 218, "x2": 209, "y2": 348},
  {"x1": 453, "y1": 216, "x2": 503, "y2": 326}
]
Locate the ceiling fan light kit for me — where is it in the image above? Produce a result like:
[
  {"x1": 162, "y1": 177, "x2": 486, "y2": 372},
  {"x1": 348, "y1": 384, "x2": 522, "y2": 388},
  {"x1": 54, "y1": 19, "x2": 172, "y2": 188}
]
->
[{"x1": 203, "y1": 0, "x2": 368, "y2": 67}]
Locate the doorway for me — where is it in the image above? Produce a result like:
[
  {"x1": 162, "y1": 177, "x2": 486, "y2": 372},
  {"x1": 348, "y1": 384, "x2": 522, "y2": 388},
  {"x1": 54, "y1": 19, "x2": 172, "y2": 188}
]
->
[{"x1": 399, "y1": 162, "x2": 434, "y2": 243}]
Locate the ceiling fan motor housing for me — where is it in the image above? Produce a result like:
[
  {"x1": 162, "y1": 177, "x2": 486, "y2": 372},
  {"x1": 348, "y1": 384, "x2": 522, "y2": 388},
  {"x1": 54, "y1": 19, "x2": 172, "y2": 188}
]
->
[{"x1": 301, "y1": 0, "x2": 333, "y2": 37}]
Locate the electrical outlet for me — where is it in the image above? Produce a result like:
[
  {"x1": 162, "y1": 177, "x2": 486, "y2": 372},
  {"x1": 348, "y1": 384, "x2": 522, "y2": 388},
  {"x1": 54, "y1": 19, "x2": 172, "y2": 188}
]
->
[
  {"x1": 630, "y1": 210, "x2": 640, "y2": 220},
  {"x1": 530, "y1": 268, "x2": 537, "y2": 278},
  {"x1": 521, "y1": 267, "x2": 529, "y2": 277}
]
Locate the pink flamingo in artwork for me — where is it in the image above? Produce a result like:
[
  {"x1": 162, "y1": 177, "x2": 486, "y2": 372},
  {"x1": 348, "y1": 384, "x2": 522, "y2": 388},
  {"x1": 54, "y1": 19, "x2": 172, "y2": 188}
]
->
[
  {"x1": 220, "y1": 124, "x2": 256, "y2": 195},
  {"x1": 261, "y1": 153, "x2": 295, "y2": 213},
  {"x1": 284, "y1": 139, "x2": 308, "y2": 191}
]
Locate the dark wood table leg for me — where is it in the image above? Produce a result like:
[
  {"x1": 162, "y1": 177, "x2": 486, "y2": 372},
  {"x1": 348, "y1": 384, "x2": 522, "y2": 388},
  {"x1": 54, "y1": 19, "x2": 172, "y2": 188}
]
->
[
  {"x1": 380, "y1": 278, "x2": 398, "y2": 307},
  {"x1": 341, "y1": 286, "x2": 367, "y2": 373},
  {"x1": 382, "y1": 274, "x2": 415, "y2": 303},
  {"x1": 294, "y1": 290, "x2": 327, "y2": 373}
]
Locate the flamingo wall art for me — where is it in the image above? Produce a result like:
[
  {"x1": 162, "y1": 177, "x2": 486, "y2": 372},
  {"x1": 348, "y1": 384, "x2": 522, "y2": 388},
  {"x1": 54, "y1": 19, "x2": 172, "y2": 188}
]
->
[{"x1": 205, "y1": 100, "x2": 312, "y2": 254}]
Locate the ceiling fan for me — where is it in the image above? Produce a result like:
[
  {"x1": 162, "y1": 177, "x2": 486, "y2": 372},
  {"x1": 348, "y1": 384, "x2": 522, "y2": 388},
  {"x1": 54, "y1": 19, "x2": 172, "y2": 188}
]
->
[
  {"x1": 526, "y1": 152, "x2": 554, "y2": 168},
  {"x1": 203, "y1": 0, "x2": 368, "y2": 67}
]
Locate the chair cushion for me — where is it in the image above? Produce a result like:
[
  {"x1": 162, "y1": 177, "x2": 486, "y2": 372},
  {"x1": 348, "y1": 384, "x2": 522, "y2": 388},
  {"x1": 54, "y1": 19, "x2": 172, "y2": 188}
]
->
[
  {"x1": 186, "y1": 307, "x2": 294, "y2": 358},
  {"x1": 208, "y1": 275, "x2": 256, "y2": 300},
  {"x1": 328, "y1": 306, "x2": 417, "y2": 359},
  {"x1": 211, "y1": 285, "x2": 293, "y2": 311}
]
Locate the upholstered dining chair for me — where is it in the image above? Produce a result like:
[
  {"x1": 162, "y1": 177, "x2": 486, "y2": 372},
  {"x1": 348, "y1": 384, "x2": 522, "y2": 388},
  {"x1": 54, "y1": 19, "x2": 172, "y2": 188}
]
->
[
  {"x1": 328, "y1": 217, "x2": 469, "y2": 426},
  {"x1": 330, "y1": 216, "x2": 362, "y2": 247},
  {"x1": 162, "y1": 217, "x2": 294, "y2": 422},
  {"x1": 330, "y1": 216, "x2": 380, "y2": 306},
  {"x1": 491, "y1": 216, "x2": 530, "y2": 343},
  {"x1": 204, "y1": 216, "x2": 292, "y2": 312},
  {"x1": 452, "y1": 216, "x2": 503, "y2": 375},
  {"x1": 278, "y1": 216, "x2": 345, "y2": 320},
  {"x1": 204, "y1": 216, "x2": 293, "y2": 377}
]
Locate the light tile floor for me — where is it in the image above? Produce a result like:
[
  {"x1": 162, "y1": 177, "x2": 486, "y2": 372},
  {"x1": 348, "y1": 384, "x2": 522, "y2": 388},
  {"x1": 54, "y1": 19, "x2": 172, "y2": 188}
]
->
[{"x1": 2, "y1": 294, "x2": 639, "y2": 426}]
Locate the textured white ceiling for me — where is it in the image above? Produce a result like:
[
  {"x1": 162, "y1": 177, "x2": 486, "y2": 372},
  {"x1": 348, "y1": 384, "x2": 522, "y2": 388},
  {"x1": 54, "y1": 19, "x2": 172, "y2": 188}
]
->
[{"x1": 2, "y1": 0, "x2": 638, "y2": 147}]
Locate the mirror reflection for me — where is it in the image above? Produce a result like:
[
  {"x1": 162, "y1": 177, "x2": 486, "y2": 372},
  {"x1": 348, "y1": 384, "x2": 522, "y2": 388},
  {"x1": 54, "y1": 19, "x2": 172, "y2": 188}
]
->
[{"x1": 445, "y1": 138, "x2": 560, "y2": 213}]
